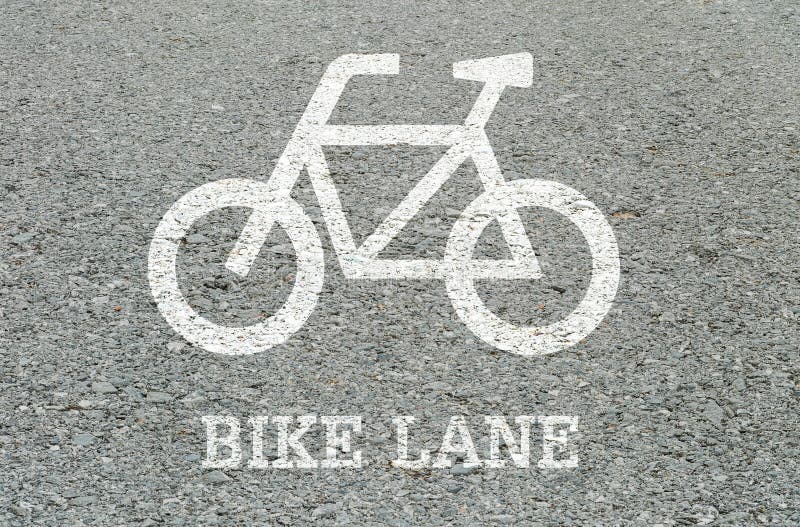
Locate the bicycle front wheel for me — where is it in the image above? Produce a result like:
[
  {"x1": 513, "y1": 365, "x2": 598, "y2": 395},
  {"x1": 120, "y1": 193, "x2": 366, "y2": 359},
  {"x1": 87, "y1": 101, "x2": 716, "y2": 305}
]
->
[
  {"x1": 148, "y1": 178, "x2": 324, "y2": 355},
  {"x1": 444, "y1": 179, "x2": 619, "y2": 356}
]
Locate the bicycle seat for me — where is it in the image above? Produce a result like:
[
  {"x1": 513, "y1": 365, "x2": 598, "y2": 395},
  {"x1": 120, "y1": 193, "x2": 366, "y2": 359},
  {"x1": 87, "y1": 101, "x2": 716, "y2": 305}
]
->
[{"x1": 452, "y1": 53, "x2": 533, "y2": 88}]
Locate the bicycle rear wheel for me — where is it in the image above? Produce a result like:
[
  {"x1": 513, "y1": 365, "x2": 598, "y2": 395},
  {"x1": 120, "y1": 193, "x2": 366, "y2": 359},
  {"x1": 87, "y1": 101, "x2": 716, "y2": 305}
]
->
[
  {"x1": 444, "y1": 179, "x2": 619, "y2": 356},
  {"x1": 148, "y1": 178, "x2": 324, "y2": 355}
]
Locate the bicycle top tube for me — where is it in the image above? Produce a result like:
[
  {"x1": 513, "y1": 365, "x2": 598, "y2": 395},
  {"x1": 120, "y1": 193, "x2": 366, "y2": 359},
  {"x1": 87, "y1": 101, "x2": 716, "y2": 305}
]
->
[{"x1": 306, "y1": 124, "x2": 468, "y2": 147}]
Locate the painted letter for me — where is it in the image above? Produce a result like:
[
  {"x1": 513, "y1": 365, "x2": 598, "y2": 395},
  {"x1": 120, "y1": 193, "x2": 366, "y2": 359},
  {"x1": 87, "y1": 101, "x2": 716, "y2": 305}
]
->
[
  {"x1": 484, "y1": 415, "x2": 535, "y2": 468},
  {"x1": 537, "y1": 416, "x2": 579, "y2": 469},
  {"x1": 201, "y1": 415, "x2": 241, "y2": 468},
  {"x1": 248, "y1": 416, "x2": 271, "y2": 469},
  {"x1": 433, "y1": 415, "x2": 480, "y2": 468},
  {"x1": 272, "y1": 415, "x2": 318, "y2": 469},
  {"x1": 390, "y1": 416, "x2": 430, "y2": 469},
  {"x1": 320, "y1": 416, "x2": 362, "y2": 468}
]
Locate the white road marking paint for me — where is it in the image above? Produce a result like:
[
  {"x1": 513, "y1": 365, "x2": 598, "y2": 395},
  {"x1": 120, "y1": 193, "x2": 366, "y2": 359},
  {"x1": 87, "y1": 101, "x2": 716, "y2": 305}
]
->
[
  {"x1": 201, "y1": 415, "x2": 580, "y2": 470},
  {"x1": 149, "y1": 53, "x2": 620, "y2": 356}
]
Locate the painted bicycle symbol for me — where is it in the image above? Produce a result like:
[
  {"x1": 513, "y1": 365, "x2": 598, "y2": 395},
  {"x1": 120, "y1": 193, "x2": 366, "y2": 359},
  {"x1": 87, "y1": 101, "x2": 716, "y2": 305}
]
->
[{"x1": 148, "y1": 53, "x2": 620, "y2": 356}]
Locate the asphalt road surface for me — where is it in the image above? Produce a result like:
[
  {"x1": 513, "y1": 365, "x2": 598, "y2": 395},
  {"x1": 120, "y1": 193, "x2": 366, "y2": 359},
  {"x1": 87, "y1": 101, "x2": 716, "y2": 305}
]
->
[{"x1": 1, "y1": 1, "x2": 798, "y2": 525}]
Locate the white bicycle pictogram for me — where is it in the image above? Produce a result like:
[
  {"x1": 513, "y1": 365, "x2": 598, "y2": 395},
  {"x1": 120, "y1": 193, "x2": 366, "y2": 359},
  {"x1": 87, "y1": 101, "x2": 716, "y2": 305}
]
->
[{"x1": 148, "y1": 53, "x2": 620, "y2": 356}]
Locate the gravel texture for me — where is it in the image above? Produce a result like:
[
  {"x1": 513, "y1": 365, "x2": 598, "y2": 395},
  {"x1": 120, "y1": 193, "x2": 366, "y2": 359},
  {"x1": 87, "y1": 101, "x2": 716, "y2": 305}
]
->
[{"x1": 1, "y1": 0, "x2": 799, "y2": 525}]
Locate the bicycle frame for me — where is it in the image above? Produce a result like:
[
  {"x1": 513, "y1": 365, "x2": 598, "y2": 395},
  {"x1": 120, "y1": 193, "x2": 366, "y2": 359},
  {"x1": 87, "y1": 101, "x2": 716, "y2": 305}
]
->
[
  {"x1": 148, "y1": 52, "x2": 620, "y2": 356},
  {"x1": 226, "y1": 53, "x2": 542, "y2": 281}
]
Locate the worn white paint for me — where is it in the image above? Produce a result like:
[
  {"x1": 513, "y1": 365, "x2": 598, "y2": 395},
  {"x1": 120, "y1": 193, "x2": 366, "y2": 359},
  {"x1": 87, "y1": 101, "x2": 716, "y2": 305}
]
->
[
  {"x1": 149, "y1": 53, "x2": 619, "y2": 356},
  {"x1": 390, "y1": 416, "x2": 431, "y2": 469},
  {"x1": 201, "y1": 415, "x2": 241, "y2": 469},
  {"x1": 432, "y1": 415, "x2": 481, "y2": 468},
  {"x1": 203, "y1": 414, "x2": 579, "y2": 470},
  {"x1": 537, "y1": 416, "x2": 580, "y2": 469},
  {"x1": 320, "y1": 416, "x2": 363, "y2": 469},
  {"x1": 484, "y1": 416, "x2": 536, "y2": 468}
]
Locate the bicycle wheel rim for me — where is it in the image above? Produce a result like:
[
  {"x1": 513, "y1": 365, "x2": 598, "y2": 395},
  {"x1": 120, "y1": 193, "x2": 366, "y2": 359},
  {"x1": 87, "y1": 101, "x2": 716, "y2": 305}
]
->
[
  {"x1": 148, "y1": 178, "x2": 323, "y2": 355},
  {"x1": 444, "y1": 179, "x2": 619, "y2": 356}
]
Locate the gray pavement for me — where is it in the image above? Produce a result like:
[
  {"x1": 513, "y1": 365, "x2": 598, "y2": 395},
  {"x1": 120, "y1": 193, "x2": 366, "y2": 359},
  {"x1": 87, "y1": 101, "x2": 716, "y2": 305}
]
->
[{"x1": 1, "y1": 0, "x2": 799, "y2": 525}]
